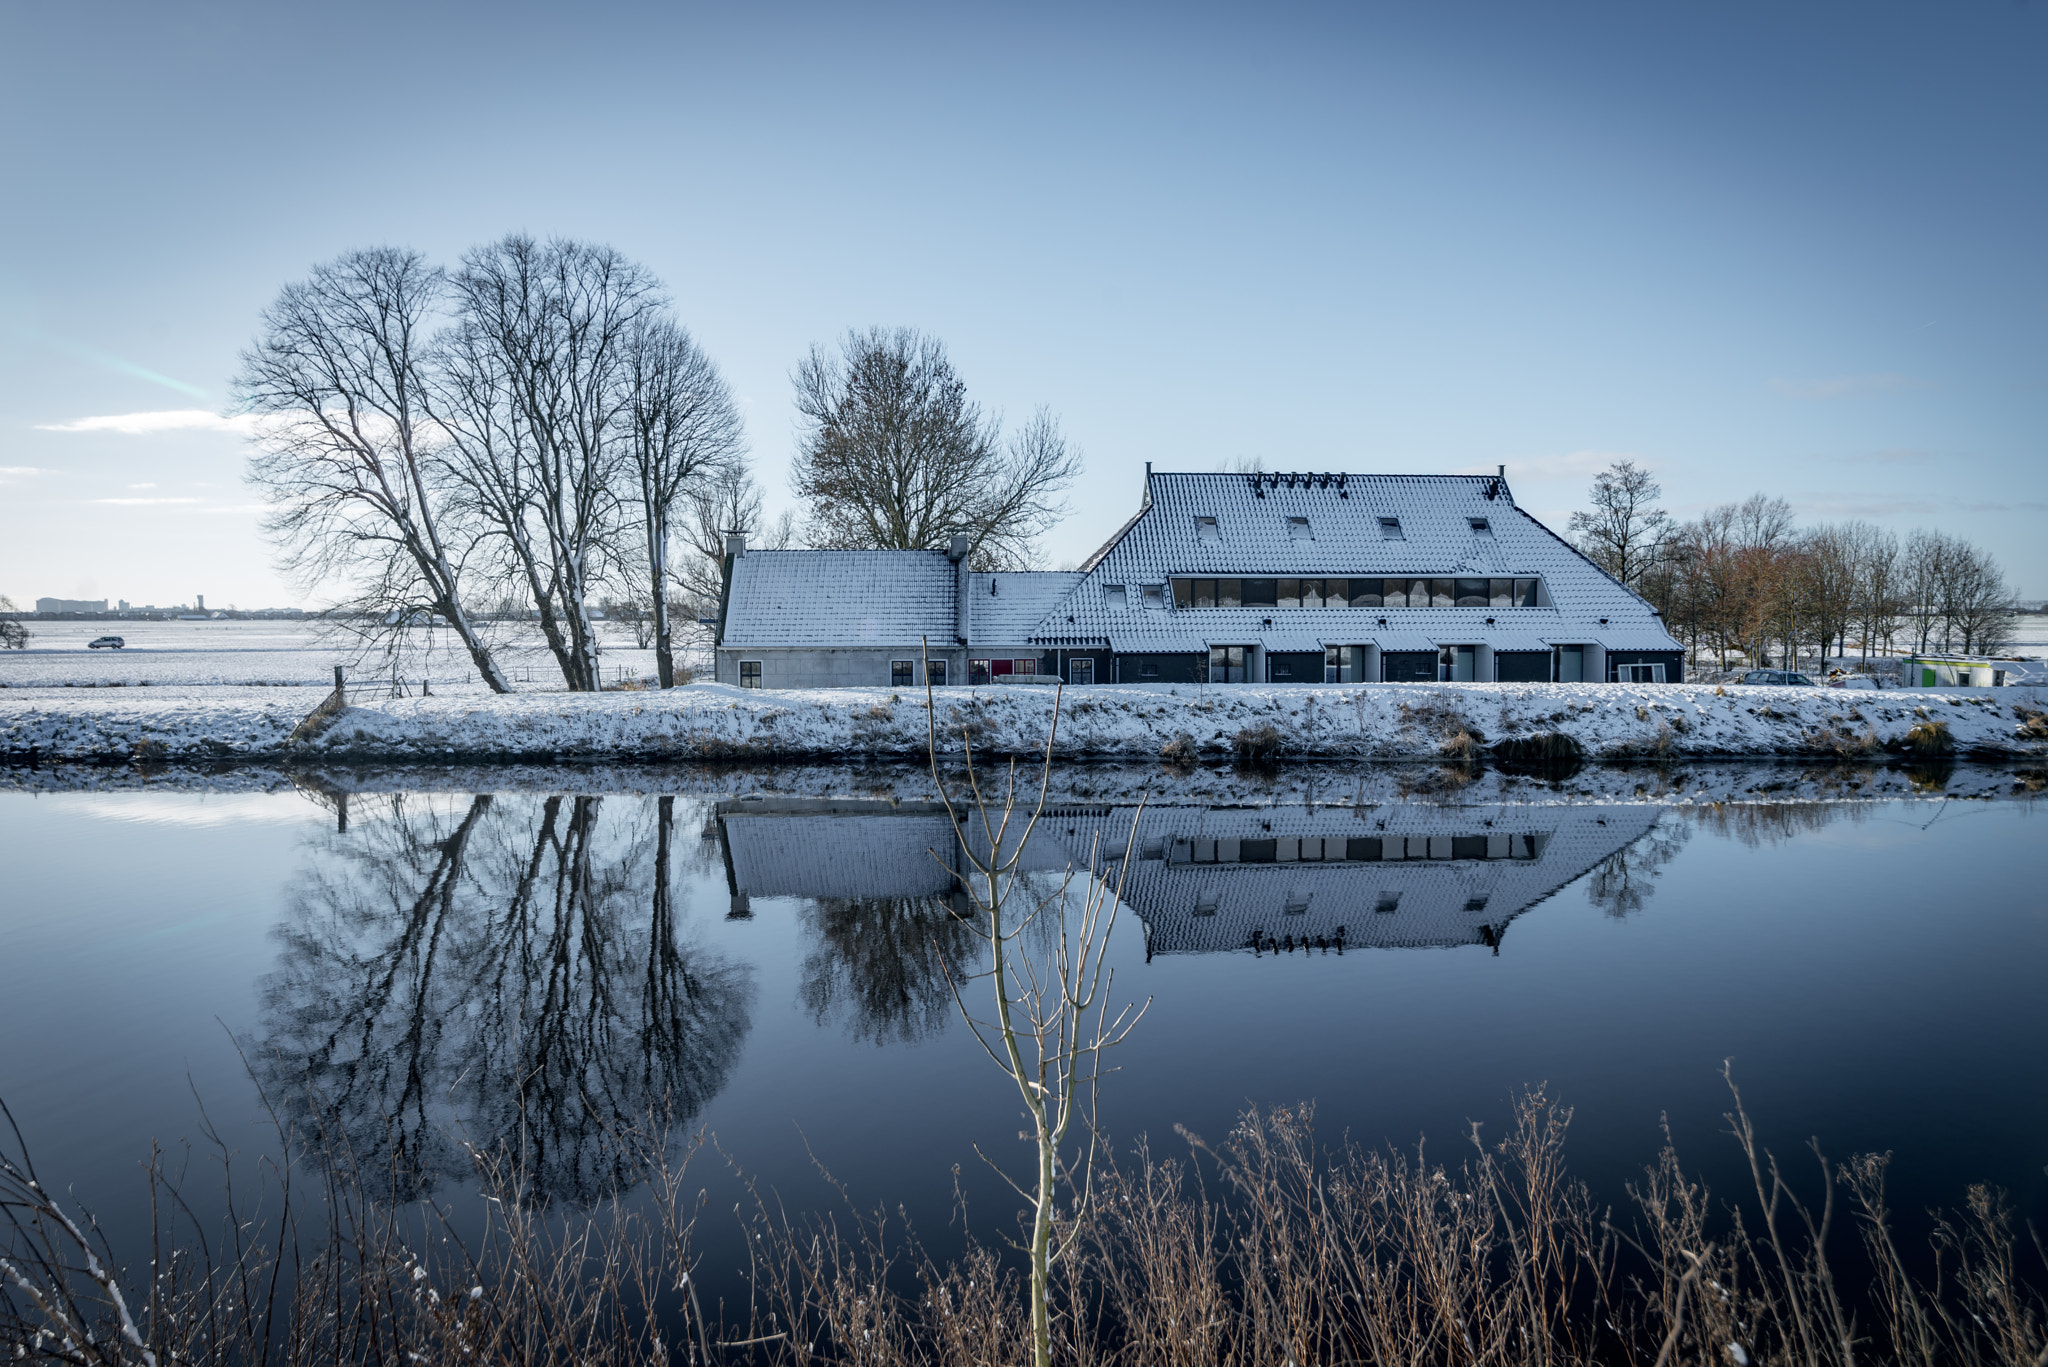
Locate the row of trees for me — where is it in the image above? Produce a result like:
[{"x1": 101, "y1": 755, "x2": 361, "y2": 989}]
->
[
  {"x1": 242, "y1": 242, "x2": 1078, "y2": 691},
  {"x1": 1570, "y1": 461, "x2": 2024, "y2": 668}
]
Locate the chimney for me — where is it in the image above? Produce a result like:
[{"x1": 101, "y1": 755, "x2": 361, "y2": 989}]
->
[
  {"x1": 725, "y1": 533, "x2": 746, "y2": 558},
  {"x1": 950, "y1": 535, "x2": 972, "y2": 643},
  {"x1": 196, "y1": 594, "x2": 204, "y2": 611}
]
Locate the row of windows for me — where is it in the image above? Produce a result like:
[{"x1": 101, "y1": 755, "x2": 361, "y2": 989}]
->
[
  {"x1": 1189, "y1": 514, "x2": 1490, "y2": 543},
  {"x1": 1168, "y1": 832, "x2": 1550, "y2": 865},
  {"x1": 1156, "y1": 577, "x2": 1544, "y2": 610}
]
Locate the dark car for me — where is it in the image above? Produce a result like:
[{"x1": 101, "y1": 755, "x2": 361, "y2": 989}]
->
[
  {"x1": 87, "y1": 635, "x2": 126, "y2": 649},
  {"x1": 1739, "y1": 669, "x2": 1814, "y2": 686}
]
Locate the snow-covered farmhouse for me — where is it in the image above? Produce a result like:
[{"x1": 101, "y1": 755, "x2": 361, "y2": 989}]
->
[{"x1": 713, "y1": 469, "x2": 1683, "y2": 688}]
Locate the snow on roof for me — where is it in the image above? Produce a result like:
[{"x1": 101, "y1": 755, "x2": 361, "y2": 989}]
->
[
  {"x1": 1034, "y1": 471, "x2": 1678, "y2": 654},
  {"x1": 969, "y1": 572, "x2": 1084, "y2": 645},
  {"x1": 721, "y1": 549, "x2": 958, "y2": 648}
]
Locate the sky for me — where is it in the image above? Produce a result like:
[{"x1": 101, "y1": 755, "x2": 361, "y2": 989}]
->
[{"x1": 2, "y1": 0, "x2": 2043, "y2": 610}]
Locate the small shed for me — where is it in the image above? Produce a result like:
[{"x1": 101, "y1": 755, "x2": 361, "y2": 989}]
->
[{"x1": 1899, "y1": 655, "x2": 2011, "y2": 687}]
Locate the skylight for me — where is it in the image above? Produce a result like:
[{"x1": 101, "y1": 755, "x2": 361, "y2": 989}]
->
[
  {"x1": 1286, "y1": 516, "x2": 1311, "y2": 540},
  {"x1": 1196, "y1": 516, "x2": 1220, "y2": 543},
  {"x1": 1378, "y1": 516, "x2": 1405, "y2": 540},
  {"x1": 1469, "y1": 517, "x2": 1492, "y2": 533}
]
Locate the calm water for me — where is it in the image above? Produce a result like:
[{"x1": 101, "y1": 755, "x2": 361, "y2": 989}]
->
[{"x1": 2, "y1": 773, "x2": 2043, "y2": 1304}]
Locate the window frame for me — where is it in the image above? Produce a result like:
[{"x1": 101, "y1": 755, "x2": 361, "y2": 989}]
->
[
  {"x1": 1196, "y1": 515, "x2": 1221, "y2": 543},
  {"x1": 739, "y1": 660, "x2": 764, "y2": 689},
  {"x1": 890, "y1": 659, "x2": 914, "y2": 688}
]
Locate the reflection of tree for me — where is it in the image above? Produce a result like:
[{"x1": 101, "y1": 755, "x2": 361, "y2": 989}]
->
[
  {"x1": 1685, "y1": 801, "x2": 1867, "y2": 849},
  {"x1": 257, "y1": 793, "x2": 752, "y2": 1200},
  {"x1": 1583, "y1": 813, "x2": 1691, "y2": 918},
  {"x1": 798, "y1": 895, "x2": 978, "y2": 1045}
]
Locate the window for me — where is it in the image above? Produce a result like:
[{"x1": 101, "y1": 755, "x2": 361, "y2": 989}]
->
[
  {"x1": 1287, "y1": 516, "x2": 1312, "y2": 540},
  {"x1": 1138, "y1": 658, "x2": 1159, "y2": 680},
  {"x1": 1196, "y1": 516, "x2": 1220, "y2": 543},
  {"x1": 1241, "y1": 579, "x2": 1278, "y2": 608},
  {"x1": 970, "y1": 658, "x2": 990, "y2": 684},
  {"x1": 927, "y1": 659, "x2": 948, "y2": 686},
  {"x1": 1490, "y1": 578, "x2": 1514, "y2": 607},
  {"x1": 1194, "y1": 889, "x2": 1219, "y2": 916},
  {"x1": 1141, "y1": 584, "x2": 1165, "y2": 609},
  {"x1": 1374, "y1": 891, "x2": 1402, "y2": 914},
  {"x1": 1621, "y1": 663, "x2": 1667, "y2": 683},
  {"x1": 891, "y1": 659, "x2": 914, "y2": 687},
  {"x1": 1105, "y1": 584, "x2": 1128, "y2": 609},
  {"x1": 1455, "y1": 578, "x2": 1489, "y2": 607},
  {"x1": 1515, "y1": 578, "x2": 1541, "y2": 606},
  {"x1": 1468, "y1": 517, "x2": 1492, "y2": 533},
  {"x1": 1013, "y1": 658, "x2": 1037, "y2": 675},
  {"x1": 1463, "y1": 895, "x2": 1491, "y2": 912},
  {"x1": 1208, "y1": 645, "x2": 1247, "y2": 683},
  {"x1": 1379, "y1": 516, "x2": 1404, "y2": 540},
  {"x1": 1070, "y1": 657, "x2": 1093, "y2": 685},
  {"x1": 1350, "y1": 580, "x2": 1383, "y2": 607},
  {"x1": 739, "y1": 661, "x2": 763, "y2": 689},
  {"x1": 1324, "y1": 645, "x2": 1342, "y2": 683}
]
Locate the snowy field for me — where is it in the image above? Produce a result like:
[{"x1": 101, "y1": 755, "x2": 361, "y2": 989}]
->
[
  {"x1": 4, "y1": 676, "x2": 2044, "y2": 763},
  {"x1": 0, "y1": 618, "x2": 671, "y2": 690}
]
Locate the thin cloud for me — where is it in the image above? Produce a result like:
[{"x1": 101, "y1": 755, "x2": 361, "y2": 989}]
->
[
  {"x1": 1769, "y1": 374, "x2": 1925, "y2": 400},
  {"x1": 127, "y1": 481, "x2": 157, "y2": 489},
  {"x1": 0, "y1": 466, "x2": 43, "y2": 475},
  {"x1": 90, "y1": 496, "x2": 203, "y2": 505},
  {"x1": 37, "y1": 409, "x2": 256, "y2": 435},
  {"x1": 1833, "y1": 448, "x2": 1943, "y2": 465}
]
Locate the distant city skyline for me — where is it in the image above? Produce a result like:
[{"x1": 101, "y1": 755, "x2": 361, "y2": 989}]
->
[{"x1": 3, "y1": 1, "x2": 2043, "y2": 609}]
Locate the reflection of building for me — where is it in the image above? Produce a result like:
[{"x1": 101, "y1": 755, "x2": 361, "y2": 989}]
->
[
  {"x1": 1055, "y1": 805, "x2": 1661, "y2": 956},
  {"x1": 714, "y1": 799, "x2": 1662, "y2": 956},
  {"x1": 716, "y1": 800, "x2": 967, "y2": 917}
]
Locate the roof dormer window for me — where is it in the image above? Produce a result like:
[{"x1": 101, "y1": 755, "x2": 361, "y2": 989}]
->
[
  {"x1": 1105, "y1": 584, "x2": 1128, "y2": 609},
  {"x1": 1196, "y1": 516, "x2": 1220, "y2": 543},
  {"x1": 1468, "y1": 517, "x2": 1492, "y2": 533},
  {"x1": 1286, "y1": 516, "x2": 1312, "y2": 540},
  {"x1": 1378, "y1": 516, "x2": 1405, "y2": 540}
]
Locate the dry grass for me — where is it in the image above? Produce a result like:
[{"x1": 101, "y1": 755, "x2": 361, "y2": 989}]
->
[
  {"x1": 6, "y1": 1076, "x2": 2045, "y2": 1367},
  {"x1": 1160, "y1": 731, "x2": 1198, "y2": 768},
  {"x1": 1905, "y1": 715, "x2": 1956, "y2": 755},
  {"x1": 1231, "y1": 721, "x2": 1283, "y2": 765}
]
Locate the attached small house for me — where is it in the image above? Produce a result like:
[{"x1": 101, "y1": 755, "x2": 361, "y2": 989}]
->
[
  {"x1": 1897, "y1": 656, "x2": 2013, "y2": 687},
  {"x1": 714, "y1": 469, "x2": 1682, "y2": 688}
]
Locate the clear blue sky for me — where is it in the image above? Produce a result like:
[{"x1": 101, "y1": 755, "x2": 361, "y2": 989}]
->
[{"x1": 3, "y1": 0, "x2": 2043, "y2": 609}]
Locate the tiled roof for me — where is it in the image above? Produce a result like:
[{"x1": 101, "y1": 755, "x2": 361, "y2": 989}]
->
[
  {"x1": 1034, "y1": 472, "x2": 1679, "y2": 654},
  {"x1": 968, "y1": 572, "x2": 1084, "y2": 645},
  {"x1": 721, "y1": 550, "x2": 958, "y2": 648},
  {"x1": 721, "y1": 812, "x2": 961, "y2": 899}
]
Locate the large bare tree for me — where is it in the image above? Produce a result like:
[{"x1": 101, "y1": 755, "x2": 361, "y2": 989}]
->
[
  {"x1": 622, "y1": 318, "x2": 746, "y2": 687},
  {"x1": 1567, "y1": 458, "x2": 1672, "y2": 590},
  {"x1": 790, "y1": 327, "x2": 1080, "y2": 570},
  {"x1": 447, "y1": 236, "x2": 660, "y2": 690},
  {"x1": 238, "y1": 248, "x2": 512, "y2": 692}
]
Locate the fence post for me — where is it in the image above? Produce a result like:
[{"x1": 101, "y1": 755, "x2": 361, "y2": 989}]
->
[{"x1": 333, "y1": 665, "x2": 346, "y2": 705}]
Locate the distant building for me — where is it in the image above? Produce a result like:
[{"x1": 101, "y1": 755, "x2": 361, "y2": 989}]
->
[
  {"x1": 35, "y1": 597, "x2": 109, "y2": 613},
  {"x1": 714, "y1": 467, "x2": 1682, "y2": 687}
]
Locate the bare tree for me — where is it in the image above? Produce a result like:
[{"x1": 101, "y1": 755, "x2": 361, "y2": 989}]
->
[
  {"x1": 1800, "y1": 523, "x2": 1861, "y2": 666},
  {"x1": 677, "y1": 461, "x2": 795, "y2": 620},
  {"x1": 1848, "y1": 521, "x2": 1903, "y2": 661},
  {"x1": 0, "y1": 596, "x2": 27, "y2": 650},
  {"x1": 238, "y1": 248, "x2": 511, "y2": 692},
  {"x1": 1568, "y1": 459, "x2": 1672, "y2": 590},
  {"x1": 790, "y1": 327, "x2": 1081, "y2": 570},
  {"x1": 622, "y1": 318, "x2": 746, "y2": 687},
  {"x1": 447, "y1": 236, "x2": 661, "y2": 690}
]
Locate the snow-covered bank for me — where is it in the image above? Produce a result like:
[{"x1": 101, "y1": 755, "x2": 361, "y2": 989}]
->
[{"x1": 4, "y1": 679, "x2": 2046, "y2": 763}]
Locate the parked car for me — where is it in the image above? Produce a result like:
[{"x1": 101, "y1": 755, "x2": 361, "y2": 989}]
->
[
  {"x1": 1739, "y1": 669, "x2": 1814, "y2": 686},
  {"x1": 87, "y1": 635, "x2": 126, "y2": 649}
]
